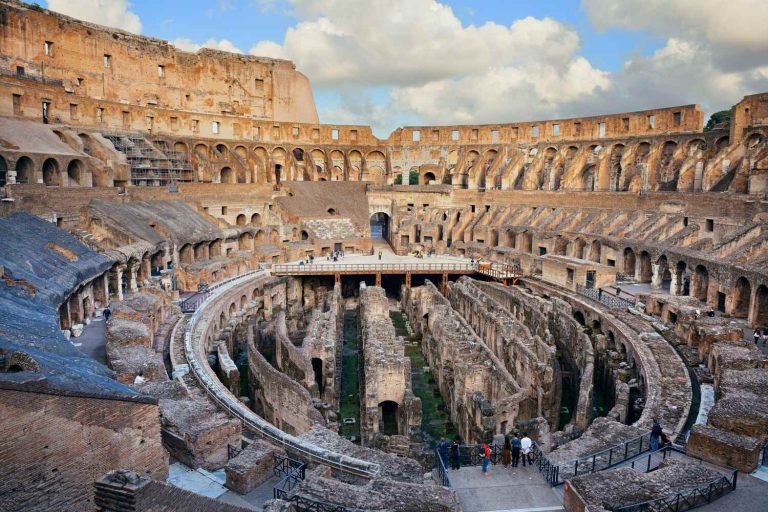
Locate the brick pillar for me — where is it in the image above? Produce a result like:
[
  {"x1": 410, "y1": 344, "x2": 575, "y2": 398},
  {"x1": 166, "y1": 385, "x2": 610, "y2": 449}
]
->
[
  {"x1": 94, "y1": 273, "x2": 109, "y2": 307},
  {"x1": 94, "y1": 470, "x2": 150, "y2": 512},
  {"x1": 110, "y1": 265, "x2": 125, "y2": 301},
  {"x1": 127, "y1": 262, "x2": 139, "y2": 293},
  {"x1": 651, "y1": 263, "x2": 663, "y2": 289}
]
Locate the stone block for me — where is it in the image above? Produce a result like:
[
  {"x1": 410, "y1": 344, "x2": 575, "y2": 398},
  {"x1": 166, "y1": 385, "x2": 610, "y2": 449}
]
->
[
  {"x1": 687, "y1": 424, "x2": 763, "y2": 472},
  {"x1": 225, "y1": 440, "x2": 282, "y2": 494}
]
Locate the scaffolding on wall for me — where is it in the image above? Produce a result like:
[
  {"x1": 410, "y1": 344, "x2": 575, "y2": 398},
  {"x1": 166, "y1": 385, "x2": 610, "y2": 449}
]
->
[{"x1": 103, "y1": 133, "x2": 194, "y2": 186}]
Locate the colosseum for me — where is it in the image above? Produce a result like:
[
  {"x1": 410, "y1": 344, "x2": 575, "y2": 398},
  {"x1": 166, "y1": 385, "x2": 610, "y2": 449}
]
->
[{"x1": 0, "y1": 1, "x2": 766, "y2": 511}]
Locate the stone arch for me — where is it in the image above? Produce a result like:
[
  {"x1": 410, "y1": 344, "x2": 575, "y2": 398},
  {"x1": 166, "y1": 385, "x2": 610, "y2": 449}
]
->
[
  {"x1": 753, "y1": 285, "x2": 768, "y2": 327},
  {"x1": 656, "y1": 255, "x2": 671, "y2": 289},
  {"x1": 229, "y1": 302, "x2": 237, "y2": 317},
  {"x1": 673, "y1": 260, "x2": 688, "y2": 296},
  {"x1": 687, "y1": 138, "x2": 706, "y2": 156},
  {"x1": 692, "y1": 265, "x2": 709, "y2": 301},
  {"x1": 209, "y1": 239, "x2": 222, "y2": 258},
  {"x1": 580, "y1": 164, "x2": 596, "y2": 191},
  {"x1": 370, "y1": 212, "x2": 390, "y2": 240},
  {"x1": 250, "y1": 213, "x2": 262, "y2": 226},
  {"x1": 42, "y1": 158, "x2": 60, "y2": 186},
  {"x1": 745, "y1": 132, "x2": 765, "y2": 149},
  {"x1": 15, "y1": 156, "x2": 34, "y2": 184},
  {"x1": 67, "y1": 159, "x2": 85, "y2": 186},
  {"x1": 269, "y1": 229, "x2": 279, "y2": 243},
  {"x1": 300, "y1": 230, "x2": 309, "y2": 241},
  {"x1": 554, "y1": 236, "x2": 569, "y2": 255},
  {"x1": 220, "y1": 167, "x2": 236, "y2": 184},
  {"x1": 732, "y1": 277, "x2": 751, "y2": 318},
  {"x1": 573, "y1": 311, "x2": 586, "y2": 326},
  {"x1": 714, "y1": 136, "x2": 730, "y2": 153},
  {"x1": 179, "y1": 244, "x2": 193, "y2": 265},
  {"x1": 574, "y1": 238, "x2": 587, "y2": 260},
  {"x1": 253, "y1": 146, "x2": 268, "y2": 183},
  {"x1": 239, "y1": 232, "x2": 253, "y2": 251},
  {"x1": 255, "y1": 230, "x2": 266, "y2": 242},
  {"x1": 638, "y1": 251, "x2": 652, "y2": 283},
  {"x1": 272, "y1": 147, "x2": 287, "y2": 183},
  {"x1": 0, "y1": 155, "x2": 6, "y2": 187},
  {"x1": 588, "y1": 240, "x2": 601, "y2": 263},
  {"x1": 623, "y1": 248, "x2": 636, "y2": 276},
  {"x1": 236, "y1": 214, "x2": 246, "y2": 226},
  {"x1": 348, "y1": 150, "x2": 362, "y2": 181},
  {"x1": 379, "y1": 400, "x2": 399, "y2": 435}
]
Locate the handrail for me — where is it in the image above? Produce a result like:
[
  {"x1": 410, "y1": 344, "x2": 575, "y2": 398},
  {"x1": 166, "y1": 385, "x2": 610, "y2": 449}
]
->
[
  {"x1": 577, "y1": 284, "x2": 637, "y2": 309},
  {"x1": 613, "y1": 471, "x2": 737, "y2": 512},
  {"x1": 272, "y1": 262, "x2": 475, "y2": 274},
  {"x1": 181, "y1": 270, "x2": 381, "y2": 479},
  {"x1": 434, "y1": 448, "x2": 451, "y2": 488}
]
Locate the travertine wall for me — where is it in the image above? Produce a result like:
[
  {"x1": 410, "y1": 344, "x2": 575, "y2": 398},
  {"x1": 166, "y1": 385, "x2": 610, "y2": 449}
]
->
[{"x1": 0, "y1": 388, "x2": 167, "y2": 512}]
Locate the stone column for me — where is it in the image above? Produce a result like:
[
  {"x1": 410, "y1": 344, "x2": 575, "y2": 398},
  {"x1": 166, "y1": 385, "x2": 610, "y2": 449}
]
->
[
  {"x1": 110, "y1": 265, "x2": 125, "y2": 301},
  {"x1": 59, "y1": 301, "x2": 71, "y2": 330},
  {"x1": 127, "y1": 262, "x2": 139, "y2": 293},
  {"x1": 651, "y1": 263, "x2": 663, "y2": 289},
  {"x1": 669, "y1": 271, "x2": 681, "y2": 296},
  {"x1": 94, "y1": 273, "x2": 109, "y2": 307}
]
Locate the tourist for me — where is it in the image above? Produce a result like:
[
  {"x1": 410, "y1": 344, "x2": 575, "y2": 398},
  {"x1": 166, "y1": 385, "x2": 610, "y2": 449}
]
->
[
  {"x1": 103, "y1": 306, "x2": 112, "y2": 322},
  {"x1": 309, "y1": 254, "x2": 314, "y2": 264},
  {"x1": 451, "y1": 436, "x2": 462, "y2": 470},
  {"x1": 762, "y1": 327, "x2": 768, "y2": 345},
  {"x1": 520, "y1": 432, "x2": 533, "y2": 466},
  {"x1": 502, "y1": 436, "x2": 512, "y2": 468},
  {"x1": 480, "y1": 441, "x2": 492, "y2": 476},
  {"x1": 511, "y1": 433, "x2": 522, "y2": 467},
  {"x1": 650, "y1": 419, "x2": 663, "y2": 451},
  {"x1": 615, "y1": 287, "x2": 622, "y2": 299},
  {"x1": 754, "y1": 328, "x2": 761, "y2": 345},
  {"x1": 438, "y1": 437, "x2": 450, "y2": 465},
  {"x1": 378, "y1": 250, "x2": 382, "y2": 260},
  {"x1": 598, "y1": 288, "x2": 603, "y2": 300}
]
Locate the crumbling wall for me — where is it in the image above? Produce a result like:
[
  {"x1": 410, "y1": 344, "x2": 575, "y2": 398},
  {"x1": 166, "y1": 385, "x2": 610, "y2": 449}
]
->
[{"x1": 358, "y1": 285, "x2": 421, "y2": 445}]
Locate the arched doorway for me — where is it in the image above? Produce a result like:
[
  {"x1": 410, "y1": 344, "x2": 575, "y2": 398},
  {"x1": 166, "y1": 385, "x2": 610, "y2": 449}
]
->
[
  {"x1": 67, "y1": 159, "x2": 84, "y2": 186},
  {"x1": 220, "y1": 167, "x2": 235, "y2": 184},
  {"x1": 732, "y1": 277, "x2": 751, "y2": 318},
  {"x1": 423, "y1": 171, "x2": 436, "y2": 184},
  {"x1": 379, "y1": 400, "x2": 399, "y2": 435},
  {"x1": 15, "y1": 156, "x2": 34, "y2": 184},
  {"x1": 0, "y1": 155, "x2": 6, "y2": 187},
  {"x1": 623, "y1": 248, "x2": 636, "y2": 276},
  {"x1": 311, "y1": 358, "x2": 324, "y2": 396},
  {"x1": 753, "y1": 285, "x2": 768, "y2": 327},
  {"x1": 692, "y1": 265, "x2": 709, "y2": 301},
  {"x1": 43, "y1": 158, "x2": 60, "y2": 186},
  {"x1": 370, "y1": 212, "x2": 389, "y2": 240},
  {"x1": 235, "y1": 214, "x2": 246, "y2": 226},
  {"x1": 639, "y1": 251, "x2": 652, "y2": 283}
]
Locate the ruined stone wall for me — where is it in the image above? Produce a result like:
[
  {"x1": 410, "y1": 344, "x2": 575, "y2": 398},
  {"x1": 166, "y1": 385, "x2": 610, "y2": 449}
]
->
[
  {"x1": 303, "y1": 282, "x2": 343, "y2": 406},
  {"x1": 404, "y1": 281, "x2": 525, "y2": 442},
  {"x1": 448, "y1": 278, "x2": 560, "y2": 427},
  {"x1": 358, "y1": 285, "x2": 421, "y2": 445},
  {"x1": 0, "y1": 0, "x2": 317, "y2": 125},
  {"x1": 0, "y1": 388, "x2": 167, "y2": 512}
]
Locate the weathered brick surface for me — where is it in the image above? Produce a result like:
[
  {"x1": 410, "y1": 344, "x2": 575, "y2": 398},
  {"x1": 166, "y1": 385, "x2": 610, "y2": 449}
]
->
[{"x1": 0, "y1": 389, "x2": 167, "y2": 512}]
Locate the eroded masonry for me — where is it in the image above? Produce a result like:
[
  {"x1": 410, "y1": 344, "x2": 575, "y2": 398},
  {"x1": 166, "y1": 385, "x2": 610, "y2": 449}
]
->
[{"x1": 0, "y1": 1, "x2": 767, "y2": 512}]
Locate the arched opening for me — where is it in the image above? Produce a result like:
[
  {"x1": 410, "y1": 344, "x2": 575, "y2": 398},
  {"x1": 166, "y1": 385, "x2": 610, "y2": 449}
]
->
[
  {"x1": 379, "y1": 400, "x2": 399, "y2": 435},
  {"x1": 250, "y1": 213, "x2": 262, "y2": 226},
  {"x1": 754, "y1": 285, "x2": 768, "y2": 327},
  {"x1": 0, "y1": 155, "x2": 6, "y2": 187},
  {"x1": 581, "y1": 165, "x2": 596, "y2": 191},
  {"x1": 370, "y1": 212, "x2": 390, "y2": 240},
  {"x1": 623, "y1": 248, "x2": 636, "y2": 276},
  {"x1": 15, "y1": 156, "x2": 34, "y2": 184},
  {"x1": 573, "y1": 311, "x2": 586, "y2": 326},
  {"x1": 692, "y1": 265, "x2": 709, "y2": 301},
  {"x1": 300, "y1": 230, "x2": 309, "y2": 241},
  {"x1": 327, "y1": 208, "x2": 336, "y2": 215},
  {"x1": 209, "y1": 239, "x2": 222, "y2": 258},
  {"x1": 656, "y1": 255, "x2": 671, "y2": 290},
  {"x1": 311, "y1": 358, "x2": 324, "y2": 396},
  {"x1": 220, "y1": 167, "x2": 235, "y2": 184},
  {"x1": 732, "y1": 277, "x2": 751, "y2": 318},
  {"x1": 423, "y1": 171, "x2": 436, "y2": 184},
  {"x1": 588, "y1": 240, "x2": 601, "y2": 263},
  {"x1": 639, "y1": 251, "x2": 652, "y2": 283},
  {"x1": 292, "y1": 148, "x2": 304, "y2": 161},
  {"x1": 229, "y1": 303, "x2": 237, "y2": 317},
  {"x1": 67, "y1": 159, "x2": 84, "y2": 186},
  {"x1": 274, "y1": 164, "x2": 282, "y2": 184},
  {"x1": 674, "y1": 261, "x2": 688, "y2": 296},
  {"x1": 239, "y1": 233, "x2": 253, "y2": 251},
  {"x1": 235, "y1": 214, "x2": 246, "y2": 226},
  {"x1": 269, "y1": 230, "x2": 279, "y2": 243},
  {"x1": 179, "y1": 244, "x2": 193, "y2": 265},
  {"x1": 42, "y1": 158, "x2": 60, "y2": 186},
  {"x1": 574, "y1": 238, "x2": 587, "y2": 260}
]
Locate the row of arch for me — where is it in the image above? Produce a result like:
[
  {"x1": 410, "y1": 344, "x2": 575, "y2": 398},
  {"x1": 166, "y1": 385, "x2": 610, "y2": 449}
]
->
[{"x1": 0, "y1": 155, "x2": 86, "y2": 187}]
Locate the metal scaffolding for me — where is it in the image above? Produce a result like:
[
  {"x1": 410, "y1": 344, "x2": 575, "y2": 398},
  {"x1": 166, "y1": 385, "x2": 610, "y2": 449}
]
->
[{"x1": 104, "y1": 133, "x2": 194, "y2": 186}]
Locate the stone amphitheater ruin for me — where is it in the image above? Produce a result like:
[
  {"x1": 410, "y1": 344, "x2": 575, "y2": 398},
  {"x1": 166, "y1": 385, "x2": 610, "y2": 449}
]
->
[{"x1": 0, "y1": 2, "x2": 767, "y2": 511}]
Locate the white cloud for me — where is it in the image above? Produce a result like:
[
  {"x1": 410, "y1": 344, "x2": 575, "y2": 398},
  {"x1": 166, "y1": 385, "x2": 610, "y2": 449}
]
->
[
  {"x1": 249, "y1": 41, "x2": 288, "y2": 59},
  {"x1": 46, "y1": 0, "x2": 142, "y2": 33},
  {"x1": 172, "y1": 38, "x2": 243, "y2": 54}
]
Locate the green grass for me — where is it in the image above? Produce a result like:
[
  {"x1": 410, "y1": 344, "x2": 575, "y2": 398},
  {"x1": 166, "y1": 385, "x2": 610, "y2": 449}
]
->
[{"x1": 339, "y1": 312, "x2": 361, "y2": 441}]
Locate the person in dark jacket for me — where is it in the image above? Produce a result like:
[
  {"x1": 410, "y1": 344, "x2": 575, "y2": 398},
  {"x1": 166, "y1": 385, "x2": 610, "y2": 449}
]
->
[
  {"x1": 510, "y1": 433, "x2": 522, "y2": 467},
  {"x1": 650, "y1": 419, "x2": 663, "y2": 451},
  {"x1": 437, "y1": 437, "x2": 450, "y2": 466},
  {"x1": 450, "y1": 436, "x2": 462, "y2": 470},
  {"x1": 502, "y1": 436, "x2": 512, "y2": 468}
]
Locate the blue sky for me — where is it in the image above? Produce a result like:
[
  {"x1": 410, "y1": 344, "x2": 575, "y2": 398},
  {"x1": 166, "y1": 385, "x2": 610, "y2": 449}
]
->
[{"x1": 45, "y1": 1, "x2": 768, "y2": 136}]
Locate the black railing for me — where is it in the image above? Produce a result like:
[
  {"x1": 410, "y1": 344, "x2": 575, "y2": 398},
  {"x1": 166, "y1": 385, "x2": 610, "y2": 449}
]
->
[
  {"x1": 435, "y1": 448, "x2": 451, "y2": 487},
  {"x1": 534, "y1": 433, "x2": 651, "y2": 486},
  {"x1": 614, "y1": 472, "x2": 738, "y2": 512},
  {"x1": 227, "y1": 444, "x2": 243, "y2": 460},
  {"x1": 272, "y1": 454, "x2": 308, "y2": 500},
  {"x1": 577, "y1": 284, "x2": 636, "y2": 309},
  {"x1": 181, "y1": 292, "x2": 210, "y2": 313},
  {"x1": 282, "y1": 495, "x2": 347, "y2": 512}
]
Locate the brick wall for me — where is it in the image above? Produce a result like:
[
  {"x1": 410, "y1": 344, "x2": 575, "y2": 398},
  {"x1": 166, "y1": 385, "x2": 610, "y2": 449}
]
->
[{"x1": 0, "y1": 388, "x2": 168, "y2": 512}]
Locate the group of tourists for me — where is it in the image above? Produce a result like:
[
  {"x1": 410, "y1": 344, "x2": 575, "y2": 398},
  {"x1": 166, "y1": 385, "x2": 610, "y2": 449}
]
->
[{"x1": 436, "y1": 432, "x2": 534, "y2": 477}]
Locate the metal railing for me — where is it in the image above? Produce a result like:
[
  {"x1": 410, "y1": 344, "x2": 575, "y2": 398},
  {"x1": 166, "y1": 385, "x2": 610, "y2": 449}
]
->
[
  {"x1": 614, "y1": 471, "x2": 737, "y2": 512},
  {"x1": 280, "y1": 495, "x2": 347, "y2": 512},
  {"x1": 272, "y1": 454, "x2": 307, "y2": 500},
  {"x1": 181, "y1": 292, "x2": 210, "y2": 313},
  {"x1": 534, "y1": 433, "x2": 651, "y2": 486},
  {"x1": 435, "y1": 448, "x2": 451, "y2": 487},
  {"x1": 577, "y1": 284, "x2": 636, "y2": 309},
  {"x1": 272, "y1": 262, "x2": 475, "y2": 274}
]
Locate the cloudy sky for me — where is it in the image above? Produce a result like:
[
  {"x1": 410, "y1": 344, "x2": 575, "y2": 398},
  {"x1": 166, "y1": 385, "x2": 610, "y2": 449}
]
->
[{"x1": 45, "y1": 0, "x2": 768, "y2": 137}]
